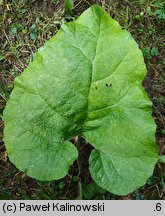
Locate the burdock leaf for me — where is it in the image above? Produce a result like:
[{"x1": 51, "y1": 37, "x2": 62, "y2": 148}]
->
[{"x1": 4, "y1": 5, "x2": 158, "y2": 194}]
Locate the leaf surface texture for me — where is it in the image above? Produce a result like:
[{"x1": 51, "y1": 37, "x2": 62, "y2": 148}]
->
[{"x1": 4, "y1": 5, "x2": 158, "y2": 195}]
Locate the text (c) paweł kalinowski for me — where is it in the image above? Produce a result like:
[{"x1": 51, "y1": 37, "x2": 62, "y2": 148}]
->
[{"x1": 19, "y1": 202, "x2": 105, "y2": 212}]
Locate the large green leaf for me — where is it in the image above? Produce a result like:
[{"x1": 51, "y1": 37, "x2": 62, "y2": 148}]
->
[{"x1": 3, "y1": 5, "x2": 158, "y2": 195}]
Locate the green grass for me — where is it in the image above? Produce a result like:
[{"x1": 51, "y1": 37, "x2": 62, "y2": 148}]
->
[{"x1": 0, "y1": 0, "x2": 164, "y2": 200}]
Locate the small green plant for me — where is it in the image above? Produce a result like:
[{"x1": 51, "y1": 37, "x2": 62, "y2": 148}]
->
[
  {"x1": 159, "y1": 155, "x2": 165, "y2": 163},
  {"x1": 3, "y1": 5, "x2": 158, "y2": 196},
  {"x1": 30, "y1": 24, "x2": 38, "y2": 40},
  {"x1": 147, "y1": 1, "x2": 165, "y2": 20},
  {"x1": 65, "y1": 0, "x2": 74, "y2": 16},
  {"x1": 142, "y1": 47, "x2": 159, "y2": 60}
]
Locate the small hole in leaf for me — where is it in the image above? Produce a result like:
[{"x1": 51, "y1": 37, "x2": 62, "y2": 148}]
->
[{"x1": 106, "y1": 83, "x2": 112, "y2": 87}]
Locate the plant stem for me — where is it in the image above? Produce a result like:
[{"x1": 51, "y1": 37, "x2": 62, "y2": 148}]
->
[{"x1": 76, "y1": 136, "x2": 83, "y2": 200}]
